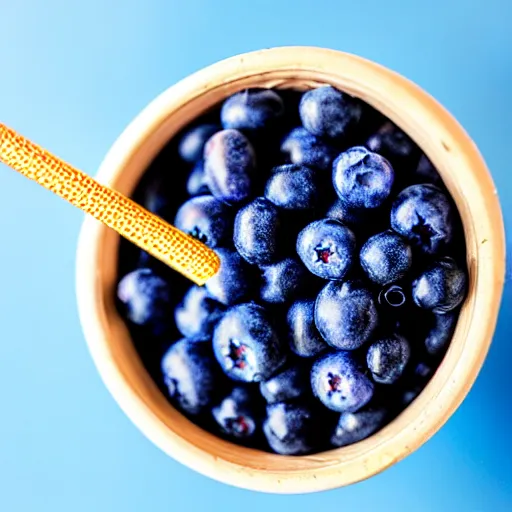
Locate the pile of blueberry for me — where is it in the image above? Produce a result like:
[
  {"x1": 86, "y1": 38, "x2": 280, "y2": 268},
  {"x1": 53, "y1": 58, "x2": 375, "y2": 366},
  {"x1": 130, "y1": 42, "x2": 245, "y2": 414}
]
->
[{"x1": 116, "y1": 85, "x2": 467, "y2": 455}]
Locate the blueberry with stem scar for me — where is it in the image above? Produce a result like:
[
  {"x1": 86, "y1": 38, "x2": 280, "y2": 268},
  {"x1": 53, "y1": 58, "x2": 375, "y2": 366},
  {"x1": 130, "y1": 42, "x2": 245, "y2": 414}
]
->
[
  {"x1": 311, "y1": 352, "x2": 374, "y2": 413},
  {"x1": 213, "y1": 303, "x2": 287, "y2": 382},
  {"x1": 391, "y1": 184, "x2": 454, "y2": 255},
  {"x1": 296, "y1": 218, "x2": 356, "y2": 280},
  {"x1": 212, "y1": 387, "x2": 261, "y2": 440}
]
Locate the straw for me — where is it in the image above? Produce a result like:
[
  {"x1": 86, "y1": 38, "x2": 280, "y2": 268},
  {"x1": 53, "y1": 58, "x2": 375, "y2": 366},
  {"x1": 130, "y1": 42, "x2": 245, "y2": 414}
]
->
[{"x1": 0, "y1": 123, "x2": 220, "y2": 286}]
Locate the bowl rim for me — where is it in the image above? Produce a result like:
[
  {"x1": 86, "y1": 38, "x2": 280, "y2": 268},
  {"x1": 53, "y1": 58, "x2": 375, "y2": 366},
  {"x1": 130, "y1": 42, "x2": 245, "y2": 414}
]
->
[{"x1": 75, "y1": 46, "x2": 506, "y2": 494}]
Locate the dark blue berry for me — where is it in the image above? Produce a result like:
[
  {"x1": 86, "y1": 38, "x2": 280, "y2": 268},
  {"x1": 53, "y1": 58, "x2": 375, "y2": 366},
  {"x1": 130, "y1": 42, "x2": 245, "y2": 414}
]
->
[
  {"x1": 425, "y1": 311, "x2": 457, "y2": 356},
  {"x1": 263, "y1": 402, "x2": 317, "y2": 455},
  {"x1": 175, "y1": 285, "x2": 225, "y2": 340},
  {"x1": 174, "y1": 195, "x2": 232, "y2": 248},
  {"x1": 117, "y1": 268, "x2": 172, "y2": 336},
  {"x1": 205, "y1": 248, "x2": 252, "y2": 305},
  {"x1": 179, "y1": 124, "x2": 219, "y2": 163},
  {"x1": 360, "y1": 230, "x2": 412, "y2": 285},
  {"x1": 265, "y1": 164, "x2": 320, "y2": 210},
  {"x1": 390, "y1": 184, "x2": 454, "y2": 254},
  {"x1": 204, "y1": 129, "x2": 255, "y2": 204},
  {"x1": 213, "y1": 303, "x2": 287, "y2": 382},
  {"x1": 221, "y1": 89, "x2": 284, "y2": 133},
  {"x1": 412, "y1": 257, "x2": 467, "y2": 313},
  {"x1": 299, "y1": 86, "x2": 362, "y2": 141},
  {"x1": 186, "y1": 160, "x2": 210, "y2": 196},
  {"x1": 330, "y1": 407, "x2": 387, "y2": 447},
  {"x1": 234, "y1": 197, "x2": 281, "y2": 265},
  {"x1": 260, "y1": 258, "x2": 307, "y2": 304},
  {"x1": 311, "y1": 352, "x2": 374, "y2": 413},
  {"x1": 286, "y1": 299, "x2": 328, "y2": 358},
  {"x1": 315, "y1": 281, "x2": 378, "y2": 350},
  {"x1": 366, "y1": 122, "x2": 420, "y2": 171},
  {"x1": 366, "y1": 335, "x2": 411, "y2": 384},
  {"x1": 259, "y1": 363, "x2": 310, "y2": 404},
  {"x1": 296, "y1": 218, "x2": 356, "y2": 280},
  {"x1": 212, "y1": 387, "x2": 261, "y2": 439},
  {"x1": 333, "y1": 146, "x2": 394, "y2": 209},
  {"x1": 280, "y1": 127, "x2": 338, "y2": 171},
  {"x1": 161, "y1": 338, "x2": 220, "y2": 415}
]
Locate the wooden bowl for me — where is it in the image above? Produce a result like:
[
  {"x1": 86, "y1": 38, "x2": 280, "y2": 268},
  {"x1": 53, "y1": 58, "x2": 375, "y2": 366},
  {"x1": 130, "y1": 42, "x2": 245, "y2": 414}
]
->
[{"x1": 75, "y1": 47, "x2": 506, "y2": 494}]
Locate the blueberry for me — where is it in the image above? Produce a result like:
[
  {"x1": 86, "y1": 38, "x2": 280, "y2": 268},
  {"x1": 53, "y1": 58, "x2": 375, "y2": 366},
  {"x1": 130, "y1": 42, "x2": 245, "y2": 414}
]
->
[
  {"x1": 175, "y1": 285, "x2": 225, "y2": 339},
  {"x1": 366, "y1": 335, "x2": 411, "y2": 384},
  {"x1": 179, "y1": 124, "x2": 219, "y2": 163},
  {"x1": 204, "y1": 129, "x2": 256, "y2": 204},
  {"x1": 299, "y1": 86, "x2": 362, "y2": 141},
  {"x1": 412, "y1": 257, "x2": 467, "y2": 313},
  {"x1": 425, "y1": 311, "x2": 457, "y2": 356},
  {"x1": 263, "y1": 402, "x2": 317, "y2": 455},
  {"x1": 161, "y1": 338, "x2": 220, "y2": 415},
  {"x1": 360, "y1": 230, "x2": 412, "y2": 285},
  {"x1": 311, "y1": 352, "x2": 374, "y2": 413},
  {"x1": 280, "y1": 127, "x2": 338, "y2": 171},
  {"x1": 326, "y1": 199, "x2": 367, "y2": 228},
  {"x1": 366, "y1": 122, "x2": 420, "y2": 171},
  {"x1": 234, "y1": 197, "x2": 281, "y2": 265},
  {"x1": 390, "y1": 184, "x2": 454, "y2": 254},
  {"x1": 330, "y1": 407, "x2": 387, "y2": 447},
  {"x1": 260, "y1": 258, "x2": 307, "y2": 304},
  {"x1": 213, "y1": 303, "x2": 287, "y2": 382},
  {"x1": 315, "y1": 281, "x2": 378, "y2": 350},
  {"x1": 174, "y1": 195, "x2": 232, "y2": 248},
  {"x1": 296, "y1": 218, "x2": 356, "y2": 280},
  {"x1": 117, "y1": 268, "x2": 172, "y2": 336},
  {"x1": 265, "y1": 164, "x2": 320, "y2": 210},
  {"x1": 333, "y1": 146, "x2": 394, "y2": 209},
  {"x1": 221, "y1": 89, "x2": 284, "y2": 133},
  {"x1": 205, "y1": 248, "x2": 252, "y2": 305},
  {"x1": 378, "y1": 284, "x2": 407, "y2": 308},
  {"x1": 186, "y1": 160, "x2": 210, "y2": 196},
  {"x1": 260, "y1": 363, "x2": 310, "y2": 404},
  {"x1": 286, "y1": 299, "x2": 328, "y2": 358},
  {"x1": 212, "y1": 387, "x2": 261, "y2": 439}
]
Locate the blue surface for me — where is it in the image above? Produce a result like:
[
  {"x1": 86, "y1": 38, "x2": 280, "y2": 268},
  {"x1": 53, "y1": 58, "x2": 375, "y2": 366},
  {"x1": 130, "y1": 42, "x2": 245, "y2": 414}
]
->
[{"x1": 1, "y1": 0, "x2": 511, "y2": 510}]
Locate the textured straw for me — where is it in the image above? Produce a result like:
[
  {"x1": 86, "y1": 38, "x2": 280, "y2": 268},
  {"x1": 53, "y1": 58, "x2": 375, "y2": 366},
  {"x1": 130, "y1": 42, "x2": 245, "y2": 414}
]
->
[{"x1": 0, "y1": 123, "x2": 219, "y2": 285}]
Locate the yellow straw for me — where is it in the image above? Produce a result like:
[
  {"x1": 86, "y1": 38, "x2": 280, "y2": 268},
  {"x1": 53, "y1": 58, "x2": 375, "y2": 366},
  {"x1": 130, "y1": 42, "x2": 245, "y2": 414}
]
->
[{"x1": 0, "y1": 123, "x2": 220, "y2": 286}]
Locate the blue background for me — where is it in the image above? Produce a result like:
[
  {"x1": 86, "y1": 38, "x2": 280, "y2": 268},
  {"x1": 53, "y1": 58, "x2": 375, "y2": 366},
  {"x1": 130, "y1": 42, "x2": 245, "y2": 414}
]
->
[{"x1": 1, "y1": 0, "x2": 511, "y2": 510}]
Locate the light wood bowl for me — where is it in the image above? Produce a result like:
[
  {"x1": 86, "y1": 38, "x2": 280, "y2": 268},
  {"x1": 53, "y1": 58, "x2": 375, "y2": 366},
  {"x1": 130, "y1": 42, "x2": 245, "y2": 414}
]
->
[{"x1": 75, "y1": 47, "x2": 506, "y2": 494}]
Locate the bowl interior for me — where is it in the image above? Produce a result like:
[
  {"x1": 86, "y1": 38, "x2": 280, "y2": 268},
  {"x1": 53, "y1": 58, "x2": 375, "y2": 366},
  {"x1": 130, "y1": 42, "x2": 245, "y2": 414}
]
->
[{"x1": 76, "y1": 48, "x2": 505, "y2": 493}]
